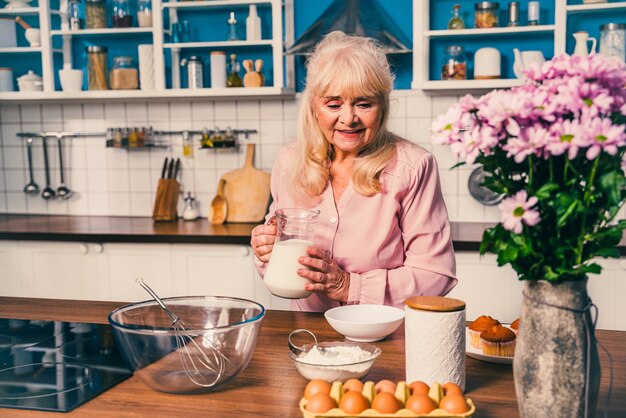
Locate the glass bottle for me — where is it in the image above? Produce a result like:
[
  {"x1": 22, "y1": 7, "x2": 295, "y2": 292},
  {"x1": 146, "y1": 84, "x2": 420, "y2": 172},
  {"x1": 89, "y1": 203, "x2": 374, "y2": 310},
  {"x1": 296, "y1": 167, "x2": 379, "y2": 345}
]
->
[
  {"x1": 227, "y1": 11, "x2": 239, "y2": 41},
  {"x1": 137, "y1": 127, "x2": 146, "y2": 147},
  {"x1": 86, "y1": 45, "x2": 108, "y2": 90},
  {"x1": 182, "y1": 131, "x2": 193, "y2": 157},
  {"x1": 200, "y1": 127, "x2": 213, "y2": 148},
  {"x1": 223, "y1": 126, "x2": 236, "y2": 148},
  {"x1": 211, "y1": 127, "x2": 224, "y2": 147},
  {"x1": 600, "y1": 23, "x2": 626, "y2": 63},
  {"x1": 441, "y1": 45, "x2": 467, "y2": 80},
  {"x1": 105, "y1": 127, "x2": 115, "y2": 147},
  {"x1": 128, "y1": 128, "x2": 138, "y2": 148},
  {"x1": 226, "y1": 54, "x2": 242, "y2": 87},
  {"x1": 448, "y1": 4, "x2": 465, "y2": 30},
  {"x1": 137, "y1": 0, "x2": 152, "y2": 28},
  {"x1": 85, "y1": 0, "x2": 106, "y2": 29},
  {"x1": 113, "y1": 127, "x2": 122, "y2": 148},
  {"x1": 112, "y1": 0, "x2": 133, "y2": 28},
  {"x1": 69, "y1": 0, "x2": 81, "y2": 30},
  {"x1": 109, "y1": 56, "x2": 138, "y2": 90}
]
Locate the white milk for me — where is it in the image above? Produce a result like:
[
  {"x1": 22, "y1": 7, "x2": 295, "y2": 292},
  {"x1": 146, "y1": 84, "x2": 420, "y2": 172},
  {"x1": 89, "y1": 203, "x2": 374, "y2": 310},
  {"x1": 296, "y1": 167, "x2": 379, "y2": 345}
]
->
[{"x1": 263, "y1": 239, "x2": 313, "y2": 299}]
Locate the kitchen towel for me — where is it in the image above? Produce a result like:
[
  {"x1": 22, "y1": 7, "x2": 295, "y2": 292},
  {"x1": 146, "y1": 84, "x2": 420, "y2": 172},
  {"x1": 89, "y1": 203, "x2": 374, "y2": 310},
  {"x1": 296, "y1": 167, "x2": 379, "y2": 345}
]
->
[
  {"x1": 138, "y1": 44, "x2": 155, "y2": 90},
  {"x1": 405, "y1": 296, "x2": 466, "y2": 390}
]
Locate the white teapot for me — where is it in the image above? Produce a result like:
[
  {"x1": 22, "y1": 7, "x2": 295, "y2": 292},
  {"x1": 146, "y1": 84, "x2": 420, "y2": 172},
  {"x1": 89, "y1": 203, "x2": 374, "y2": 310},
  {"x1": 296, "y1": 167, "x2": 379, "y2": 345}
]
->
[
  {"x1": 513, "y1": 48, "x2": 546, "y2": 79},
  {"x1": 16, "y1": 70, "x2": 43, "y2": 92}
]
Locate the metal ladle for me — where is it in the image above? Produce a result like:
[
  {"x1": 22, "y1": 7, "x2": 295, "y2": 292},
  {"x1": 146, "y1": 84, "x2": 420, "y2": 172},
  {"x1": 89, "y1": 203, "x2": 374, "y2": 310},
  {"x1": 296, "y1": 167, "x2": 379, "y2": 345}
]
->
[
  {"x1": 23, "y1": 137, "x2": 39, "y2": 194},
  {"x1": 288, "y1": 329, "x2": 326, "y2": 356},
  {"x1": 40, "y1": 137, "x2": 56, "y2": 200},
  {"x1": 55, "y1": 136, "x2": 72, "y2": 199}
]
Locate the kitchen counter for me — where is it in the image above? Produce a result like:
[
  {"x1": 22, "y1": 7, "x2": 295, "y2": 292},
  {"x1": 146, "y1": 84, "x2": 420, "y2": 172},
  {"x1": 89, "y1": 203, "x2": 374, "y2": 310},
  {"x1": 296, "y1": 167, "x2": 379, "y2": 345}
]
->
[
  {"x1": 1, "y1": 214, "x2": 624, "y2": 254},
  {"x1": 0, "y1": 297, "x2": 624, "y2": 417}
]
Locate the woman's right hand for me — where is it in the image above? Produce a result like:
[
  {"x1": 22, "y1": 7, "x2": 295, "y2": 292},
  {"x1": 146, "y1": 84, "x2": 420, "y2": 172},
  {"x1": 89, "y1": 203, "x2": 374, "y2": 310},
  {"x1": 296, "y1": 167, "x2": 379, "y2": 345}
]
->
[{"x1": 251, "y1": 217, "x2": 277, "y2": 263}]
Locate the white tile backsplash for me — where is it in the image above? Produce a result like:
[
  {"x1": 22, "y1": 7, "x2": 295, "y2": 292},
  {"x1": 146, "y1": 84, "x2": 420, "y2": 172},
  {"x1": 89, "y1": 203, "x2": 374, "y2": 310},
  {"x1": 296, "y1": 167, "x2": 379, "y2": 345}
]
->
[{"x1": 1, "y1": 91, "x2": 587, "y2": 224}]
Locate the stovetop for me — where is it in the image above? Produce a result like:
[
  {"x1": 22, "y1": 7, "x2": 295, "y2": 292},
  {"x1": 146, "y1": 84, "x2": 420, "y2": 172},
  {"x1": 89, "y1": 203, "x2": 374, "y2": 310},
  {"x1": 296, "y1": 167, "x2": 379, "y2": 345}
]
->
[{"x1": 0, "y1": 318, "x2": 132, "y2": 413}]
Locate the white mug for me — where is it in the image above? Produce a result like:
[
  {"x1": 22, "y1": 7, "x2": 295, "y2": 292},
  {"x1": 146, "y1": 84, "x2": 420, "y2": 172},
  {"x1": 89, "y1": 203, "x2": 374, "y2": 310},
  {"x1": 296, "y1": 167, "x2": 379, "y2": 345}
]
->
[{"x1": 59, "y1": 68, "x2": 83, "y2": 92}]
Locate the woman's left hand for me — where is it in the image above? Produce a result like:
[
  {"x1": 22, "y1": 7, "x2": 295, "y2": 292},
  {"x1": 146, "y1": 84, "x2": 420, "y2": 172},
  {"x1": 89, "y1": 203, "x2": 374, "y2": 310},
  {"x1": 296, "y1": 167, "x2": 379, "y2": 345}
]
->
[{"x1": 298, "y1": 247, "x2": 350, "y2": 303}]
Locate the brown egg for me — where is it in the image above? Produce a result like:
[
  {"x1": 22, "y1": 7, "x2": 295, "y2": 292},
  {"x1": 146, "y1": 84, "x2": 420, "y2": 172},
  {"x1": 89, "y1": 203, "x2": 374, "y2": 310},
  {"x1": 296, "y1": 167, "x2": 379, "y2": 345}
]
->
[
  {"x1": 371, "y1": 392, "x2": 402, "y2": 413},
  {"x1": 304, "y1": 379, "x2": 331, "y2": 400},
  {"x1": 342, "y1": 378, "x2": 364, "y2": 393},
  {"x1": 405, "y1": 394, "x2": 437, "y2": 414},
  {"x1": 339, "y1": 390, "x2": 370, "y2": 414},
  {"x1": 305, "y1": 392, "x2": 337, "y2": 413},
  {"x1": 408, "y1": 380, "x2": 430, "y2": 396},
  {"x1": 442, "y1": 382, "x2": 464, "y2": 396},
  {"x1": 439, "y1": 394, "x2": 469, "y2": 413},
  {"x1": 374, "y1": 379, "x2": 397, "y2": 394}
]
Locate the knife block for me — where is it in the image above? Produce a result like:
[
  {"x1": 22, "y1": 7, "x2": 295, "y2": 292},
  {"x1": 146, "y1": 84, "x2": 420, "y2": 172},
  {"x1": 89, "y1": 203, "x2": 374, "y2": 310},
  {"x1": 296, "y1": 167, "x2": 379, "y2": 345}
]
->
[{"x1": 153, "y1": 179, "x2": 180, "y2": 222}]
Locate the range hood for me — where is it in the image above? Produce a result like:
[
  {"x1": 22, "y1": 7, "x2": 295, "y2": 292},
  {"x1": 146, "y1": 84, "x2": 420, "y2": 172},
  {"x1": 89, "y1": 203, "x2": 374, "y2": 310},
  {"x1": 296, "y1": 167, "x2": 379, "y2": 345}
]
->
[{"x1": 285, "y1": 0, "x2": 412, "y2": 55}]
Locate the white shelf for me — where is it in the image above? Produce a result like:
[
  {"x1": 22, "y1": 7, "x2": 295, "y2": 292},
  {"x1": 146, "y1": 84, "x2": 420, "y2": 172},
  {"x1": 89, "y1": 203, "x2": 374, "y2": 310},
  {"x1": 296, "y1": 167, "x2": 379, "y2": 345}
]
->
[
  {"x1": 0, "y1": 46, "x2": 42, "y2": 53},
  {"x1": 566, "y1": 2, "x2": 626, "y2": 13},
  {"x1": 163, "y1": 0, "x2": 270, "y2": 9},
  {"x1": 425, "y1": 25, "x2": 555, "y2": 38},
  {"x1": 415, "y1": 79, "x2": 524, "y2": 92},
  {"x1": 50, "y1": 28, "x2": 154, "y2": 36},
  {"x1": 163, "y1": 40, "x2": 273, "y2": 49},
  {"x1": 0, "y1": 87, "x2": 294, "y2": 101},
  {"x1": 0, "y1": 7, "x2": 38, "y2": 15}
]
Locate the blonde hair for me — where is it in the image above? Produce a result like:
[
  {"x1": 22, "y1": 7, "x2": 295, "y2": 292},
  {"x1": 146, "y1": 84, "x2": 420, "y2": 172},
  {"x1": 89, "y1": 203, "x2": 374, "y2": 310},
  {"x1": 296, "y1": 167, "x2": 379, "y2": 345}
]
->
[{"x1": 290, "y1": 31, "x2": 397, "y2": 201}]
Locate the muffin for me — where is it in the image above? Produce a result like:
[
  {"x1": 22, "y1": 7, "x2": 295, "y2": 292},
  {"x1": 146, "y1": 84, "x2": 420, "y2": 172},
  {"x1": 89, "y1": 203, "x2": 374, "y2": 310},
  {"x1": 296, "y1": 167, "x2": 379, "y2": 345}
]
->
[
  {"x1": 480, "y1": 325, "x2": 516, "y2": 357},
  {"x1": 510, "y1": 318, "x2": 520, "y2": 336},
  {"x1": 467, "y1": 315, "x2": 501, "y2": 349}
]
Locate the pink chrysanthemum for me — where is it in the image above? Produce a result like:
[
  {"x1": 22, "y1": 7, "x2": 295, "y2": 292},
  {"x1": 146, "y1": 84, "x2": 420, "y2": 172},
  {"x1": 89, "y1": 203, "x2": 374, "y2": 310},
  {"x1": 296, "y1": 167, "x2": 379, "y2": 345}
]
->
[{"x1": 499, "y1": 190, "x2": 541, "y2": 234}]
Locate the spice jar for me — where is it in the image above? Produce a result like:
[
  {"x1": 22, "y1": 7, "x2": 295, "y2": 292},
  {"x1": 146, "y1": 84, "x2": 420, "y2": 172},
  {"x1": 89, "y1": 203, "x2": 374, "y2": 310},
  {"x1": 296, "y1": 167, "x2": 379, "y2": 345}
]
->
[
  {"x1": 138, "y1": 0, "x2": 152, "y2": 27},
  {"x1": 112, "y1": 0, "x2": 133, "y2": 28},
  {"x1": 474, "y1": 1, "x2": 499, "y2": 28},
  {"x1": 110, "y1": 56, "x2": 138, "y2": 89},
  {"x1": 87, "y1": 45, "x2": 108, "y2": 90},
  {"x1": 441, "y1": 45, "x2": 467, "y2": 80},
  {"x1": 600, "y1": 23, "x2": 626, "y2": 63},
  {"x1": 85, "y1": 0, "x2": 106, "y2": 29}
]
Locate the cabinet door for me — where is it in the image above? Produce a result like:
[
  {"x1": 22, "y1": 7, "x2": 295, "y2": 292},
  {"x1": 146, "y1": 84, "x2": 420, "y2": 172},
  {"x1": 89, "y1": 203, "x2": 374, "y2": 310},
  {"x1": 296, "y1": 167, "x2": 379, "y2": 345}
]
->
[
  {"x1": 104, "y1": 243, "x2": 173, "y2": 302},
  {"x1": 171, "y1": 244, "x2": 256, "y2": 300},
  {"x1": 17, "y1": 241, "x2": 106, "y2": 300},
  {"x1": 0, "y1": 240, "x2": 21, "y2": 297}
]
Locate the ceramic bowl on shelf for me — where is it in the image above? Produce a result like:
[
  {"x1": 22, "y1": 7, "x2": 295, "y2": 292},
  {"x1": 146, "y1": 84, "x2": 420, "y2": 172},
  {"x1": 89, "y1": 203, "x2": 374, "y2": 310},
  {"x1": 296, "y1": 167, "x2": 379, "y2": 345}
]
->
[
  {"x1": 324, "y1": 304, "x2": 405, "y2": 342},
  {"x1": 3, "y1": 0, "x2": 33, "y2": 9}
]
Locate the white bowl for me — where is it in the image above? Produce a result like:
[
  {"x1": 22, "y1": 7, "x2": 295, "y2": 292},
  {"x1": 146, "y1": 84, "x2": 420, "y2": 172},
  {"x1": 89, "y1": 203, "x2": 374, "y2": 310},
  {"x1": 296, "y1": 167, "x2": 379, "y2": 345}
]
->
[{"x1": 324, "y1": 304, "x2": 405, "y2": 342}]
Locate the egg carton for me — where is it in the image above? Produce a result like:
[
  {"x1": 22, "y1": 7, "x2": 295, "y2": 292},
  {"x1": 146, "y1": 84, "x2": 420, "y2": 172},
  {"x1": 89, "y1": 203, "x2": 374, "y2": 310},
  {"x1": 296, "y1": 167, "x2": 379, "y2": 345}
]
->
[{"x1": 300, "y1": 381, "x2": 475, "y2": 418}]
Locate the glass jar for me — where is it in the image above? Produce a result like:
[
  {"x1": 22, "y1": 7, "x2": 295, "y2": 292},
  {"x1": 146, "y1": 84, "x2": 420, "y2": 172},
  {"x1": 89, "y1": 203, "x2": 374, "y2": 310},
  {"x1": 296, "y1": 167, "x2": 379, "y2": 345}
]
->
[
  {"x1": 85, "y1": 0, "x2": 106, "y2": 29},
  {"x1": 87, "y1": 45, "x2": 108, "y2": 90},
  {"x1": 474, "y1": 1, "x2": 499, "y2": 28},
  {"x1": 112, "y1": 0, "x2": 133, "y2": 28},
  {"x1": 441, "y1": 45, "x2": 467, "y2": 80},
  {"x1": 448, "y1": 4, "x2": 465, "y2": 30},
  {"x1": 110, "y1": 56, "x2": 138, "y2": 90},
  {"x1": 600, "y1": 23, "x2": 626, "y2": 63},
  {"x1": 138, "y1": 0, "x2": 152, "y2": 28},
  {"x1": 69, "y1": 0, "x2": 81, "y2": 30}
]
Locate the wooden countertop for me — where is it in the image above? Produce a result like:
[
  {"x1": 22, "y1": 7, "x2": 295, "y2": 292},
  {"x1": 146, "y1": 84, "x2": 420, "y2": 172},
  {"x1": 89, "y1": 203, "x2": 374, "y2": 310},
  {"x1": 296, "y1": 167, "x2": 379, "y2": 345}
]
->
[
  {"x1": 0, "y1": 214, "x2": 624, "y2": 254},
  {"x1": 0, "y1": 297, "x2": 624, "y2": 417}
]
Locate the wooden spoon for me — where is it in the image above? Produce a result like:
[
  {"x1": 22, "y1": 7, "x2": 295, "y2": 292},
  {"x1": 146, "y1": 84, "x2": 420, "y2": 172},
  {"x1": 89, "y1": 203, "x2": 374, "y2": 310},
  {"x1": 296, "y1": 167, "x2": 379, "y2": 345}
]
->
[
  {"x1": 15, "y1": 16, "x2": 31, "y2": 30},
  {"x1": 255, "y1": 59, "x2": 265, "y2": 86},
  {"x1": 209, "y1": 178, "x2": 228, "y2": 225}
]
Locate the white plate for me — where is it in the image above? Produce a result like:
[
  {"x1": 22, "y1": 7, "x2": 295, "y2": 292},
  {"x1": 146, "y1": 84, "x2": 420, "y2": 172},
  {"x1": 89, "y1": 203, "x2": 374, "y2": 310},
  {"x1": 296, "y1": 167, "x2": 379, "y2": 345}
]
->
[{"x1": 465, "y1": 327, "x2": 514, "y2": 365}]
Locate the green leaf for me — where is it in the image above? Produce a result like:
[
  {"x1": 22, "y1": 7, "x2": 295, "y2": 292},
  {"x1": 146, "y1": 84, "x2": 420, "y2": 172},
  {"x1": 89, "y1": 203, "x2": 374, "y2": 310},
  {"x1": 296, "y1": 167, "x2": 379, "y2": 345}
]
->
[
  {"x1": 498, "y1": 245, "x2": 519, "y2": 265},
  {"x1": 557, "y1": 200, "x2": 580, "y2": 227},
  {"x1": 535, "y1": 182, "x2": 559, "y2": 200},
  {"x1": 593, "y1": 247, "x2": 621, "y2": 258},
  {"x1": 599, "y1": 171, "x2": 626, "y2": 205}
]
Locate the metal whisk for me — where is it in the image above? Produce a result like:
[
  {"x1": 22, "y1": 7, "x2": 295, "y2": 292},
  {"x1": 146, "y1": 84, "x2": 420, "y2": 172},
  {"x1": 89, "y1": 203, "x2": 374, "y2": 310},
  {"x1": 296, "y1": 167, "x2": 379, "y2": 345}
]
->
[{"x1": 136, "y1": 278, "x2": 229, "y2": 387}]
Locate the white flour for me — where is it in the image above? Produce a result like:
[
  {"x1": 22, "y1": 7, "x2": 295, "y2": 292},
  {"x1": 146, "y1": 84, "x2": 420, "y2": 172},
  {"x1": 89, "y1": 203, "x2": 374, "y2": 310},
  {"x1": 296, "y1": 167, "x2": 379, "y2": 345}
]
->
[
  {"x1": 293, "y1": 345, "x2": 375, "y2": 381},
  {"x1": 296, "y1": 345, "x2": 373, "y2": 365}
]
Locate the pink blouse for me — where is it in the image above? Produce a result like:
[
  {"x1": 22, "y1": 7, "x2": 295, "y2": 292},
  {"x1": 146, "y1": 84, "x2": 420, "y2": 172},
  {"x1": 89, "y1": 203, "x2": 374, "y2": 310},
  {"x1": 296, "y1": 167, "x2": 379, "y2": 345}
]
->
[{"x1": 254, "y1": 140, "x2": 457, "y2": 312}]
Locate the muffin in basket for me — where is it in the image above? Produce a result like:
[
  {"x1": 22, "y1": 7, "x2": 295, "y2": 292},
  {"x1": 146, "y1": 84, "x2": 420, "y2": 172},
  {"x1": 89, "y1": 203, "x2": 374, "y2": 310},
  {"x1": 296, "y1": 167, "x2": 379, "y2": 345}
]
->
[
  {"x1": 480, "y1": 325, "x2": 516, "y2": 357},
  {"x1": 467, "y1": 315, "x2": 500, "y2": 349},
  {"x1": 510, "y1": 318, "x2": 520, "y2": 335}
]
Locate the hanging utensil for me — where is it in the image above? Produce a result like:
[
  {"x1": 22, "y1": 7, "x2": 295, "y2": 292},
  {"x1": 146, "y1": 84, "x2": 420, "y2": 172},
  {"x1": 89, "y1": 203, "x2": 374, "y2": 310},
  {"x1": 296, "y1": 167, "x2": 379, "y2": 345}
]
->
[
  {"x1": 468, "y1": 166, "x2": 504, "y2": 205},
  {"x1": 23, "y1": 137, "x2": 39, "y2": 194},
  {"x1": 209, "y1": 179, "x2": 228, "y2": 225},
  {"x1": 40, "y1": 137, "x2": 56, "y2": 200},
  {"x1": 55, "y1": 136, "x2": 73, "y2": 199},
  {"x1": 161, "y1": 157, "x2": 169, "y2": 179}
]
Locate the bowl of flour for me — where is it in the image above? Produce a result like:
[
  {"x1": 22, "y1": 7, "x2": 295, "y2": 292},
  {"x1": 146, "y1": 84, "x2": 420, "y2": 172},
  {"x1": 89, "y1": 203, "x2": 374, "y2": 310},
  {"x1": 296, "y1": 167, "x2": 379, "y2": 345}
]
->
[{"x1": 289, "y1": 341, "x2": 381, "y2": 382}]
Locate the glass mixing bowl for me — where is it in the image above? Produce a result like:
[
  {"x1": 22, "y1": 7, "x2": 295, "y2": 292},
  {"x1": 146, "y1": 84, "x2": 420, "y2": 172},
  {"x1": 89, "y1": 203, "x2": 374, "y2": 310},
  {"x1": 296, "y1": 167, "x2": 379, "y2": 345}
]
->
[{"x1": 108, "y1": 296, "x2": 265, "y2": 394}]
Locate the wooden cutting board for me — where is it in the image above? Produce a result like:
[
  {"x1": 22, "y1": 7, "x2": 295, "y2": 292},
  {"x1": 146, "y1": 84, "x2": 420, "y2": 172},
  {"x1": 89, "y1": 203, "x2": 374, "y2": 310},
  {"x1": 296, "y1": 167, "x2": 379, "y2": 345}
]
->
[{"x1": 220, "y1": 143, "x2": 271, "y2": 223}]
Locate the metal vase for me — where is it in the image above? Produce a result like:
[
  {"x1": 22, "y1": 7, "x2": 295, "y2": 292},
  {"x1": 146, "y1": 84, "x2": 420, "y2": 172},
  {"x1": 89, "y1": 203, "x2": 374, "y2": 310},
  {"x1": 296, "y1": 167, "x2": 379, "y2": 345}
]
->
[{"x1": 514, "y1": 279, "x2": 600, "y2": 418}]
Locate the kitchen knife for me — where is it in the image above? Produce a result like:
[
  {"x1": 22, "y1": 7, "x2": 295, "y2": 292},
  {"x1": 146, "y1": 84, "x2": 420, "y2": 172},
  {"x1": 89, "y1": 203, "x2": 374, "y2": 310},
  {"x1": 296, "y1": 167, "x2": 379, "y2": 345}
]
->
[
  {"x1": 173, "y1": 158, "x2": 181, "y2": 180},
  {"x1": 166, "y1": 157, "x2": 175, "y2": 179},
  {"x1": 161, "y1": 157, "x2": 169, "y2": 179}
]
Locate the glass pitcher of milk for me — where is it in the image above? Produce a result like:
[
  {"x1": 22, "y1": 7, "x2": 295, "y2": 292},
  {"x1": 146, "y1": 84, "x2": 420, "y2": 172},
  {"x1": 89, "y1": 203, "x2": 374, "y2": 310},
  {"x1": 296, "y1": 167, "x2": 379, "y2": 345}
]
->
[{"x1": 263, "y1": 208, "x2": 320, "y2": 299}]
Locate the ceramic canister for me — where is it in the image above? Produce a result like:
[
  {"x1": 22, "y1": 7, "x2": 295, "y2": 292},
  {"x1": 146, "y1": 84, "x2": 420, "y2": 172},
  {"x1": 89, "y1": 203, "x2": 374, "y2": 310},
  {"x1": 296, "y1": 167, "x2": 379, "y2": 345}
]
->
[
  {"x1": 474, "y1": 47, "x2": 501, "y2": 79},
  {"x1": 405, "y1": 296, "x2": 466, "y2": 389},
  {"x1": 0, "y1": 68, "x2": 13, "y2": 91}
]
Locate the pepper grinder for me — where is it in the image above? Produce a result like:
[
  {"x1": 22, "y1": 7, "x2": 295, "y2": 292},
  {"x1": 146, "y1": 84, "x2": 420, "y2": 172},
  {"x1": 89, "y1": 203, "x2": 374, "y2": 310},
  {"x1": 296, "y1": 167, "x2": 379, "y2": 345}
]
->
[{"x1": 183, "y1": 192, "x2": 199, "y2": 221}]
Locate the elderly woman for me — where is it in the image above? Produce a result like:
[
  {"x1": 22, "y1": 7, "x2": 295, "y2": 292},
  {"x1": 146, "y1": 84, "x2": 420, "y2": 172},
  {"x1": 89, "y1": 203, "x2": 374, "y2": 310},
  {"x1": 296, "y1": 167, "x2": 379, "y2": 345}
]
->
[{"x1": 251, "y1": 31, "x2": 457, "y2": 312}]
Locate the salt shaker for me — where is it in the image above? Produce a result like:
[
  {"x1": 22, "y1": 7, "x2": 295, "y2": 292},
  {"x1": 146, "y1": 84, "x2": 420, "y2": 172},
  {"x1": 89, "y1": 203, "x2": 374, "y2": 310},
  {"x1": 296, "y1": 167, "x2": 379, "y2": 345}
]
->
[{"x1": 405, "y1": 296, "x2": 466, "y2": 389}]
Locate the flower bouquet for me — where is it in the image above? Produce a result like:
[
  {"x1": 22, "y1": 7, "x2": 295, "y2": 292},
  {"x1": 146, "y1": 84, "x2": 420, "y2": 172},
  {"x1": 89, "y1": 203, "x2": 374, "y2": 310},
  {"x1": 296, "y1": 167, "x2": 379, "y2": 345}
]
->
[{"x1": 431, "y1": 53, "x2": 626, "y2": 418}]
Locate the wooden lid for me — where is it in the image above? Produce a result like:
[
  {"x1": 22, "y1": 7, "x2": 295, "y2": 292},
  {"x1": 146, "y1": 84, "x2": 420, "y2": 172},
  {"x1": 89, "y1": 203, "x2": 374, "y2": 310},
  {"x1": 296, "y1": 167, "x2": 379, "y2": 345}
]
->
[{"x1": 405, "y1": 296, "x2": 465, "y2": 312}]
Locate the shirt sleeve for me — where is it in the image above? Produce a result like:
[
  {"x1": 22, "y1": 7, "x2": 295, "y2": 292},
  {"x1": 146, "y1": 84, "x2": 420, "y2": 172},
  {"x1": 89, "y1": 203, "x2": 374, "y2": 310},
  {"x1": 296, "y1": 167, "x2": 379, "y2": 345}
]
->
[{"x1": 346, "y1": 153, "x2": 457, "y2": 308}]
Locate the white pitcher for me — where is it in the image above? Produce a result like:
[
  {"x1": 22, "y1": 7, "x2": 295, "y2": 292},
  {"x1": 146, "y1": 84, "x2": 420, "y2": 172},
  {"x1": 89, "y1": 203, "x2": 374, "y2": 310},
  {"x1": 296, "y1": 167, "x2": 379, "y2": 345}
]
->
[
  {"x1": 573, "y1": 31, "x2": 597, "y2": 57},
  {"x1": 513, "y1": 49, "x2": 546, "y2": 78}
]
